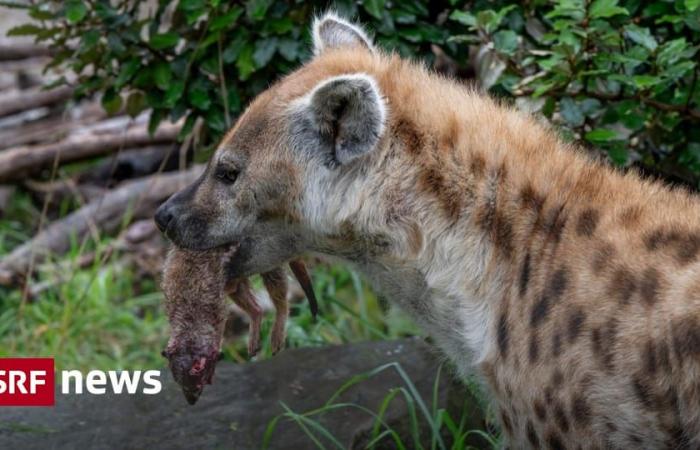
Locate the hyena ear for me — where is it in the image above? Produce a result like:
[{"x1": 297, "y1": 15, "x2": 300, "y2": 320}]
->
[
  {"x1": 291, "y1": 74, "x2": 387, "y2": 167},
  {"x1": 312, "y1": 12, "x2": 375, "y2": 55}
]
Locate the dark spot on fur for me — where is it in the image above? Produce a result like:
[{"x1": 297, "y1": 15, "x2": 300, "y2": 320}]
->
[
  {"x1": 534, "y1": 399, "x2": 547, "y2": 421},
  {"x1": 629, "y1": 433, "x2": 643, "y2": 445},
  {"x1": 671, "y1": 316, "x2": 700, "y2": 360},
  {"x1": 644, "y1": 340, "x2": 657, "y2": 375},
  {"x1": 527, "y1": 420, "x2": 539, "y2": 447},
  {"x1": 546, "y1": 432, "x2": 566, "y2": 450},
  {"x1": 552, "y1": 331, "x2": 562, "y2": 357},
  {"x1": 591, "y1": 319, "x2": 617, "y2": 372},
  {"x1": 493, "y1": 214, "x2": 514, "y2": 258},
  {"x1": 644, "y1": 229, "x2": 668, "y2": 251},
  {"x1": 520, "y1": 183, "x2": 545, "y2": 212},
  {"x1": 554, "y1": 401, "x2": 570, "y2": 433},
  {"x1": 567, "y1": 308, "x2": 586, "y2": 343},
  {"x1": 576, "y1": 209, "x2": 599, "y2": 237},
  {"x1": 543, "y1": 204, "x2": 568, "y2": 242},
  {"x1": 529, "y1": 334, "x2": 540, "y2": 362},
  {"x1": 531, "y1": 268, "x2": 569, "y2": 327},
  {"x1": 605, "y1": 420, "x2": 617, "y2": 433},
  {"x1": 591, "y1": 242, "x2": 615, "y2": 275},
  {"x1": 552, "y1": 369, "x2": 564, "y2": 387},
  {"x1": 644, "y1": 228, "x2": 700, "y2": 264},
  {"x1": 531, "y1": 297, "x2": 550, "y2": 327},
  {"x1": 497, "y1": 312, "x2": 509, "y2": 358},
  {"x1": 475, "y1": 165, "x2": 513, "y2": 257},
  {"x1": 639, "y1": 268, "x2": 663, "y2": 306},
  {"x1": 619, "y1": 205, "x2": 643, "y2": 228},
  {"x1": 666, "y1": 424, "x2": 691, "y2": 450},
  {"x1": 420, "y1": 164, "x2": 462, "y2": 222},
  {"x1": 519, "y1": 253, "x2": 531, "y2": 297},
  {"x1": 396, "y1": 119, "x2": 424, "y2": 155},
  {"x1": 500, "y1": 410, "x2": 513, "y2": 434},
  {"x1": 470, "y1": 154, "x2": 486, "y2": 177},
  {"x1": 632, "y1": 376, "x2": 653, "y2": 409},
  {"x1": 571, "y1": 393, "x2": 591, "y2": 427},
  {"x1": 610, "y1": 267, "x2": 636, "y2": 305},
  {"x1": 678, "y1": 233, "x2": 700, "y2": 264},
  {"x1": 545, "y1": 386, "x2": 554, "y2": 404},
  {"x1": 657, "y1": 339, "x2": 671, "y2": 371}
]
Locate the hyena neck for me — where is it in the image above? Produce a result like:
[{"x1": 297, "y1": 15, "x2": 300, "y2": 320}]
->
[{"x1": 321, "y1": 105, "x2": 608, "y2": 374}]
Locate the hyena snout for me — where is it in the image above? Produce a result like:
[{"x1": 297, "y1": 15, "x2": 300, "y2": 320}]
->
[
  {"x1": 155, "y1": 189, "x2": 214, "y2": 249},
  {"x1": 154, "y1": 201, "x2": 174, "y2": 233}
]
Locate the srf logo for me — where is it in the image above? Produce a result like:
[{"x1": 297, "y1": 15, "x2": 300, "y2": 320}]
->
[{"x1": 0, "y1": 358, "x2": 55, "y2": 406}]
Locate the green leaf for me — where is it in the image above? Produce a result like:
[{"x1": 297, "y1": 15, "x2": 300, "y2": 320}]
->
[
  {"x1": 589, "y1": 0, "x2": 628, "y2": 19},
  {"x1": 278, "y1": 39, "x2": 300, "y2": 61},
  {"x1": 164, "y1": 81, "x2": 185, "y2": 107},
  {"x1": 687, "y1": 0, "x2": 700, "y2": 12},
  {"x1": 559, "y1": 97, "x2": 585, "y2": 127},
  {"x1": 632, "y1": 75, "x2": 660, "y2": 89},
  {"x1": 236, "y1": 43, "x2": 255, "y2": 81},
  {"x1": 665, "y1": 61, "x2": 696, "y2": 80},
  {"x1": 80, "y1": 29, "x2": 101, "y2": 52},
  {"x1": 188, "y1": 82, "x2": 211, "y2": 111},
  {"x1": 115, "y1": 59, "x2": 140, "y2": 87},
  {"x1": 153, "y1": 62, "x2": 172, "y2": 90},
  {"x1": 253, "y1": 37, "x2": 277, "y2": 68},
  {"x1": 585, "y1": 128, "x2": 618, "y2": 142},
  {"x1": 476, "y1": 6, "x2": 516, "y2": 34},
  {"x1": 178, "y1": 0, "x2": 206, "y2": 11},
  {"x1": 606, "y1": 145, "x2": 628, "y2": 165},
  {"x1": 656, "y1": 38, "x2": 688, "y2": 67},
  {"x1": 210, "y1": 6, "x2": 243, "y2": 31},
  {"x1": 246, "y1": 0, "x2": 272, "y2": 21},
  {"x1": 29, "y1": 6, "x2": 55, "y2": 20},
  {"x1": 148, "y1": 109, "x2": 164, "y2": 135},
  {"x1": 101, "y1": 89, "x2": 122, "y2": 115},
  {"x1": 125, "y1": 91, "x2": 146, "y2": 117},
  {"x1": 449, "y1": 10, "x2": 477, "y2": 27},
  {"x1": 7, "y1": 24, "x2": 42, "y2": 36},
  {"x1": 107, "y1": 32, "x2": 126, "y2": 54},
  {"x1": 363, "y1": 0, "x2": 386, "y2": 20},
  {"x1": 65, "y1": 1, "x2": 88, "y2": 24},
  {"x1": 493, "y1": 30, "x2": 518, "y2": 56},
  {"x1": 150, "y1": 32, "x2": 180, "y2": 50},
  {"x1": 624, "y1": 24, "x2": 657, "y2": 51}
]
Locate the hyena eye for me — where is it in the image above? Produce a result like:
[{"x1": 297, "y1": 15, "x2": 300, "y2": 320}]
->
[{"x1": 215, "y1": 166, "x2": 240, "y2": 185}]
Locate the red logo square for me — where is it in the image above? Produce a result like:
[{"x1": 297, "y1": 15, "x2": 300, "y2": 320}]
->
[{"x1": 0, "y1": 358, "x2": 55, "y2": 406}]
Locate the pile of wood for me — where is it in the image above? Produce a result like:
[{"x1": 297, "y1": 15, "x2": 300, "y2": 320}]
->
[{"x1": 0, "y1": 41, "x2": 197, "y2": 295}]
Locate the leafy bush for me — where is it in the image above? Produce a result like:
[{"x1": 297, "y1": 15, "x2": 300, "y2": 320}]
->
[
  {"x1": 450, "y1": 0, "x2": 700, "y2": 185},
  {"x1": 8, "y1": 0, "x2": 464, "y2": 147},
  {"x1": 8, "y1": 0, "x2": 700, "y2": 185}
]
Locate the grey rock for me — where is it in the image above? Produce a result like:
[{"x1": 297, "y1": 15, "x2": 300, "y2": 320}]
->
[{"x1": 0, "y1": 339, "x2": 487, "y2": 449}]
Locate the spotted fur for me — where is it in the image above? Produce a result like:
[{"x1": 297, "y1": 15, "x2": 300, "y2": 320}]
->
[{"x1": 156, "y1": 13, "x2": 700, "y2": 448}]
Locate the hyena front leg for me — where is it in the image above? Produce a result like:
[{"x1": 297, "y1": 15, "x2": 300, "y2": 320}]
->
[
  {"x1": 261, "y1": 268, "x2": 289, "y2": 354},
  {"x1": 227, "y1": 278, "x2": 263, "y2": 357}
]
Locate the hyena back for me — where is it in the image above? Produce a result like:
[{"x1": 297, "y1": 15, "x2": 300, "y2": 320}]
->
[{"x1": 155, "y1": 12, "x2": 700, "y2": 449}]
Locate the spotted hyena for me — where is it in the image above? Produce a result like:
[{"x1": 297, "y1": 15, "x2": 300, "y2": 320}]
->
[{"x1": 155, "y1": 12, "x2": 700, "y2": 449}]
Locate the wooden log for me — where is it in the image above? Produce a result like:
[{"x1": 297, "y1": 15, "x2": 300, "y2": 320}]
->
[
  {"x1": 23, "y1": 178, "x2": 107, "y2": 208},
  {"x1": 77, "y1": 144, "x2": 181, "y2": 187},
  {"x1": 0, "y1": 43, "x2": 51, "y2": 61},
  {"x1": 0, "y1": 103, "x2": 105, "y2": 149},
  {"x1": 0, "y1": 121, "x2": 181, "y2": 183},
  {"x1": 0, "y1": 85, "x2": 73, "y2": 117},
  {"x1": 0, "y1": 165, "x2": 204, "y2": 285}
]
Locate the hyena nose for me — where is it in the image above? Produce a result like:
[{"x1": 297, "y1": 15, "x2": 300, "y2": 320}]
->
[{"x1": 154, "y1": 204, "x2": 174, "y2": 233}]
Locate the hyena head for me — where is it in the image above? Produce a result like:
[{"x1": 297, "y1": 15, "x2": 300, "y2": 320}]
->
[{"x1": 155, "y1": 13, "x2": 392, "y2": 276}]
